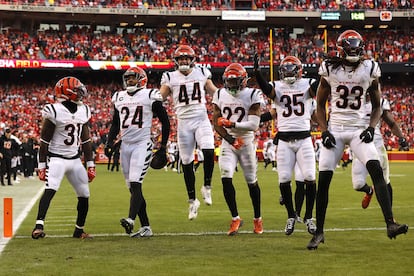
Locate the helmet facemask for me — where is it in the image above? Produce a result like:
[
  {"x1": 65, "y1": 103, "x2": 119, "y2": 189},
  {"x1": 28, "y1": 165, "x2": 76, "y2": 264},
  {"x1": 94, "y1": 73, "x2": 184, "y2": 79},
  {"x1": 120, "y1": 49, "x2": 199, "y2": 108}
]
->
[
  {"x1": 174, "y1": 55, "x2": 195, "y2": 72},
  {"x1": 123, "y1": 68, "x2": 147, "y2": 93},
  {"x1": 225, "y1": 77, "x2": 244, "y2": 96},
  {"x1": 279, "y1": 63, "x2": 301, "y2": 84},
  {"x1": 341, "y1": 37, "x2": 364, "y2": 63}
]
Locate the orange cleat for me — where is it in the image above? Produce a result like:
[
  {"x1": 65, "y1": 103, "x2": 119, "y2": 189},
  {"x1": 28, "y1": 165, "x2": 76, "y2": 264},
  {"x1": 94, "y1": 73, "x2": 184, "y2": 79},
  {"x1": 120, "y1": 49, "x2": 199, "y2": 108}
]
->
[
  {"x1": 253, "y1": 218, "x2": 263, "y2": 234},
  {"x1": 228, "y1": 218, "x2": 243, "y2": 236}
]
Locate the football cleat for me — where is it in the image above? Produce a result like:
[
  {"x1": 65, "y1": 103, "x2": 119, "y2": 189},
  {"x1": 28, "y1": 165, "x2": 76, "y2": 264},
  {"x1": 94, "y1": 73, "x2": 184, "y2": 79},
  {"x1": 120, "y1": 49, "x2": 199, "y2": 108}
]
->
[
  {"x1": 31, "y1": 228, "x2": 46, "y2": 239},
  {"x1": 120, "y1": 218, "x2": 134, "y2": 234},
  {"x1": 307, "y1": 232, "x2": 325, "y2": 250},
  {"x1": 305, "y1": 218, "x2": 317, "y2": 235},
  {"x1": 188, "y1": 199, "x2": 200, "y2": 220},
  {"x1": 362, "y1": 186, "x2": 374, "y2": 209},
  {"x1": 253, "y1": 218, "x2": 263, "y2": 234},
  {"x1": 130, "y1": 226, "x2": 153, "y2": 238},
  {"x1": 387, "y1": 223, "x2": 408, "y2": 239},
  {"x1": 73, "y1": 229, "x2": 93, "y2": 239},
  {"x1": 285, "y1": 218, "x2": 296, "y2": 235},
  {"x1": 228, "y1": 218, "x2": 244, "y2": 236},
  {"x1": 201, "y1": 186, "x2": 212, "y2": 206}
]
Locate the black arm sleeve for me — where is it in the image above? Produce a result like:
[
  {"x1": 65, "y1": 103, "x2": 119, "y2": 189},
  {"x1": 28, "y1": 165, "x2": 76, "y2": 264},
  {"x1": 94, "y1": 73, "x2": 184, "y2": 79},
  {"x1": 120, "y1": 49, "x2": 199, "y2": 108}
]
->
[
  {"x1": 255, "y1": 70, "x2": 273, "y2": 96},
  {"x1": 260, "y1": 112, "x2": 273, "y2": 123},
  {"x1": 107, "y1": 109, "x2": 120, "y2": 147},
  {"x1": 152, "y1": 101, "x2": 170, "y2": 148},
  {"x1": 310, "y1": 78, "x2": 320, "y2": 96}
]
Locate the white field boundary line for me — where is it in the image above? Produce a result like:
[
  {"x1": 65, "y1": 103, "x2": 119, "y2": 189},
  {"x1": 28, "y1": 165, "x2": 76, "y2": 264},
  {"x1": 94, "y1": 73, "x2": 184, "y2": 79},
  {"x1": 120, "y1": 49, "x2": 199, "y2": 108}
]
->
[
  {"x1": 0, "y1": 186, "x2": 44, "y2": 255},
  {"x1": 11, "y1": 227, "x2": 388, "y2": 239}
]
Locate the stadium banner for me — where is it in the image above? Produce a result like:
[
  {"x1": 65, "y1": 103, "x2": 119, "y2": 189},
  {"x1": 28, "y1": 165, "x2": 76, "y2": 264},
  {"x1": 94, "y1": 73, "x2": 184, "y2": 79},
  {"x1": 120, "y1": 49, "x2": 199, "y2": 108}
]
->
[
  {"x1": 0, "y1": 59, "x2": 412, "y2": 74},
  {"x1": 222, "y1": 10, "x2": 266, "y2": 21}
]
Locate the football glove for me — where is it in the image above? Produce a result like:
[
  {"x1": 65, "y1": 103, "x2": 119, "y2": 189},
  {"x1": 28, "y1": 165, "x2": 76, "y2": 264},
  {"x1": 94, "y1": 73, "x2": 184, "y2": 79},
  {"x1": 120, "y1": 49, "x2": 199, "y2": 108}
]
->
[
  {"x1": 254, "y1": 53, "x2": 260, "y2": 71},
  {"x1": 232, "y1": 137, "x2": 244, "y2": 150},
  {"x1": 150, "y1": 147, "x2": 168, "y2": 169},
  {"x1": 38, "y1": 162, "x2": 46, "y2": 181},
  {"x1": 360, "y1": 127, "x2": 375, "y2": 143},
  {"x1": 38, "y1": 168, "x2": 46, "y2": 181},
  {"x1": 322, "y1": 130, "x2": 336, "y2": 149},
  {"x1": 399, "y1": 137, "x2": 409, "y2": 151},
  {"x1": 87, "y1": 167, "x2": 96, "y2": 182},
  {"x1": 217, "y1": 117, "x2": 233, "y2": 128}
]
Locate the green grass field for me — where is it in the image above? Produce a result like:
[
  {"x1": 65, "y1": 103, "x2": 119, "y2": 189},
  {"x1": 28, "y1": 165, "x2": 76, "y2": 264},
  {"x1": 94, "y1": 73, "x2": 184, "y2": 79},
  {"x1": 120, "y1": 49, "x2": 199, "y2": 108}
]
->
[{"x1": 1, "y1": 162, "x2": 413, "y2": 275}]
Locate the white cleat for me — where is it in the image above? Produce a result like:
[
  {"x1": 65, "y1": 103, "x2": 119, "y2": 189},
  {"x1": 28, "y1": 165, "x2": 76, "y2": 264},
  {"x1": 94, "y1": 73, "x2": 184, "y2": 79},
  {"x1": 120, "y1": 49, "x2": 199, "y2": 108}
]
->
[
  {"x1": 130, "y1": 226, "x2": 153, "y2": 238},
  {"x1": 201, "y1": 186, "x2": 212, "y2": 206},
  {"x1": 188, "y1": 199, "x2": 201, "y2": 220}
]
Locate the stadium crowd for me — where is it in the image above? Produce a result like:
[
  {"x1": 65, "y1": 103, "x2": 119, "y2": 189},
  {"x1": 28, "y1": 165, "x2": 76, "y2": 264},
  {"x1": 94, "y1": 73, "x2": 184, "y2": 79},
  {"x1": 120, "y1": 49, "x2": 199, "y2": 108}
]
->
[
  {"x1": 1, "y1": 27, "x2": 414, "y2": 63},
  {"x1": 0, "y1": 0, "x2": 412, "y2": 11}
]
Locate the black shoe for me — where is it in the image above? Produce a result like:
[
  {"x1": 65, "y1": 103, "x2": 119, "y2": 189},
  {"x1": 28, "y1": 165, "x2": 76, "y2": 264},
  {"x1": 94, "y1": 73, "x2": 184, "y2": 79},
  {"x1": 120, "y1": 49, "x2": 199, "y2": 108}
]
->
[
  {"x1": 73, "y1": 228, "x2": 93, "y2": 239},
  {"x1": 31, "y1": 227, "x2": 46, "y2": 239},
  {"x1": 387, "y1": 223, "x2": 408, "y2": 239},
  {"x1": 120, "y1": 218, "x2": 134, "y2": 234},
  {"x1": 307, "y1": 233, "x2": 325, "y2": 250},
  {"x1": 1, "y1": 183, "x2": 5, "y2": 186}
]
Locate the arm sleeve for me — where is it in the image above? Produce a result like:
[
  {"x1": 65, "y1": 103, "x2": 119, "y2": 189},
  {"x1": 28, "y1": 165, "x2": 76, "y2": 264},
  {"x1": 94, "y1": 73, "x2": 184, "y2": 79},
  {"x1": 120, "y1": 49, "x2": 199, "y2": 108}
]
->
[
  {"x1": 255, "y1": 71, "x2": 273, "y2": 96},
  {"x1": 152, "y1": 101, "x2": 170, "y2": 148},
  {"x1": 107, "y1": 108, "x2": 120, "y2": 147},
  {"x1": 234, "y1": 115, "x2": 260, "y2": 131}
]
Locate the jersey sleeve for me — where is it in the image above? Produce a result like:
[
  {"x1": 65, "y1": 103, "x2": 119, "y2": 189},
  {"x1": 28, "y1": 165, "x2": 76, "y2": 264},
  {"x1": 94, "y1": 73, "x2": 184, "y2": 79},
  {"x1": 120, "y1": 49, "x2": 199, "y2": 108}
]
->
[
  {"x1": 371, "y1": 61, "x2": 381, "y2": 79},
  {"x1": 41, "y1": 104, "x2": 57, "y2": 125},
  {"x1": 160, "y1": 71, "x2": 172, "y2": 87},
  {"x1": 381, "y1": 98, "x2": 391, "y2": 111},
  {"x1": 150, "y1": 89, "x2": 163, "y2": 103},
  {"x1": 211, "y1": 88, "x2": 221, "y2": 107},
  {"x1": 318, "y1": 61, "x2": 329, "y2": 78}
]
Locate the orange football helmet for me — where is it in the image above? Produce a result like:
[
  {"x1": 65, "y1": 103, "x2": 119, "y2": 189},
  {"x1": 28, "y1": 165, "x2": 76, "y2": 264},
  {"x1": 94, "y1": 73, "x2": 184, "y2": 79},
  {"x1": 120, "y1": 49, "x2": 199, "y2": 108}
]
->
[
  {"x1": 223, "y1": 63, "x2": 248, "y2": 95},
  {"x1": 123, "y1": 67, "x2": 148, "y2": 93},
  {"x1": 173, "y1": 45, "x2": 196, "y2": 72},
  {"x1": 336, "y1": 30, "x2": 364, "y2": 63},
  {"x1": 279, "y1": 56, "x2": 303, "y2": 84},
  {"x1": 54, "y1": 76, "x2": 87, "y2": 102}
]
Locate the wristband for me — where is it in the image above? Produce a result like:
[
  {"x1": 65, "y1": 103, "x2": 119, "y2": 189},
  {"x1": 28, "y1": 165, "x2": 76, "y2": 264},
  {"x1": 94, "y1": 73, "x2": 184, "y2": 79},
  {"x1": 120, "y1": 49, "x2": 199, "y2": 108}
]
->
[
  {"x1": 38, "y1": 162, "x2": 46, "y2": 169},
  {"x1": 86, "y1": 161, "x2": 95, "y2": 168}
]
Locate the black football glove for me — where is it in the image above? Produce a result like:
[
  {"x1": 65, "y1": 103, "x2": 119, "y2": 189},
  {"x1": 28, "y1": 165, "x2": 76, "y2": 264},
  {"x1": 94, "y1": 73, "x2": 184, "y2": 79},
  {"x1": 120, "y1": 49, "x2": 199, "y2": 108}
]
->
[
  {"x1": 360, "y1": 127, "x2": 375, "y2": 143},
  {"x1": 150, "y1": 147, "x2": 168, "y2": 169},
  {"x1": 398, "y1": 137, "x2": 409, "y2": 151},
  {"x1": 254, "y1": 53, "x2": 260, "y2": 72},
  {"x1": 322, "y1": 131, "x2": 336, "y2": 149},
  {"x1": 104, "y1": 144, "x2": 113, "y2": 158}
]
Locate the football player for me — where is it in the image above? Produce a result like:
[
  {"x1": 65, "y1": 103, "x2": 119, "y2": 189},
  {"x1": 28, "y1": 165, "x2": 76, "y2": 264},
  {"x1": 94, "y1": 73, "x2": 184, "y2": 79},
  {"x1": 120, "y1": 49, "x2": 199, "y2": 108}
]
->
[
  {"x1": 308, "y1": 29, "x2": 408, "y2": 249},
  {"x1": 31, "y1": 76, "x2": 96, "y2": 239},
  {"x1": 353, "y1": 94, "x2": 410, "y2": 209},
  {"x1": 160, "y1": 45, "x2": 217, "y2": 219},
  {"x1": 105, "y1": 67, "x2": 170, "y2": 238},
  {"x1": 212, "y1": 63, "x2": 264, "y2": 235},
  {"x1": 255, "y1": 55, "x2": 318, "y2": 237}
]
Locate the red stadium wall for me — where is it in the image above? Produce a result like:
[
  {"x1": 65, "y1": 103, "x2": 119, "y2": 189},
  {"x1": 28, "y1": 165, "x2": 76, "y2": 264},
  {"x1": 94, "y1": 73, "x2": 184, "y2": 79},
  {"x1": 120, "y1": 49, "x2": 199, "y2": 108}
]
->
[{"x1": 387, "y1": 152, "x2": 414, "y2": 162}]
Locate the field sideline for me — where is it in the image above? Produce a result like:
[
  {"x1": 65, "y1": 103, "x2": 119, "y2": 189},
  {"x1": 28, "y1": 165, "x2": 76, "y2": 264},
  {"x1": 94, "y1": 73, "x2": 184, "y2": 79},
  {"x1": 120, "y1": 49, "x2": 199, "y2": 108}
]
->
[{"x1": 0, "y1": 162, "x2": 413, "y2": 275}]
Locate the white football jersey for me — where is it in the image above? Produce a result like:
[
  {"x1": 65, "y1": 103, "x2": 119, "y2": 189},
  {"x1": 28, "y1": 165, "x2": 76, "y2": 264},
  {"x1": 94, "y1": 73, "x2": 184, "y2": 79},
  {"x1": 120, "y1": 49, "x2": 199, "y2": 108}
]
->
[
  {"x1": 160, "y1": 67, "x2": 212, "y2": 120},
  {"x1": 270, "y1": 78, "x2": 316, "y2": 132},
  {"x1": 111, "y1": 88, "x2": 163, "y2": 144},
  {"x1": 212, "y1": 87, "x2": 263, "y2": 141},
  {"x1": 363, "y1": 97, "x2": 391, "y2": 138},
  {"x1": 42, "y1": 102, "x2": 91, "y2": 158},
  {"x1": 319, "y1": 59, "x2": 381, "y2": 127}
]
